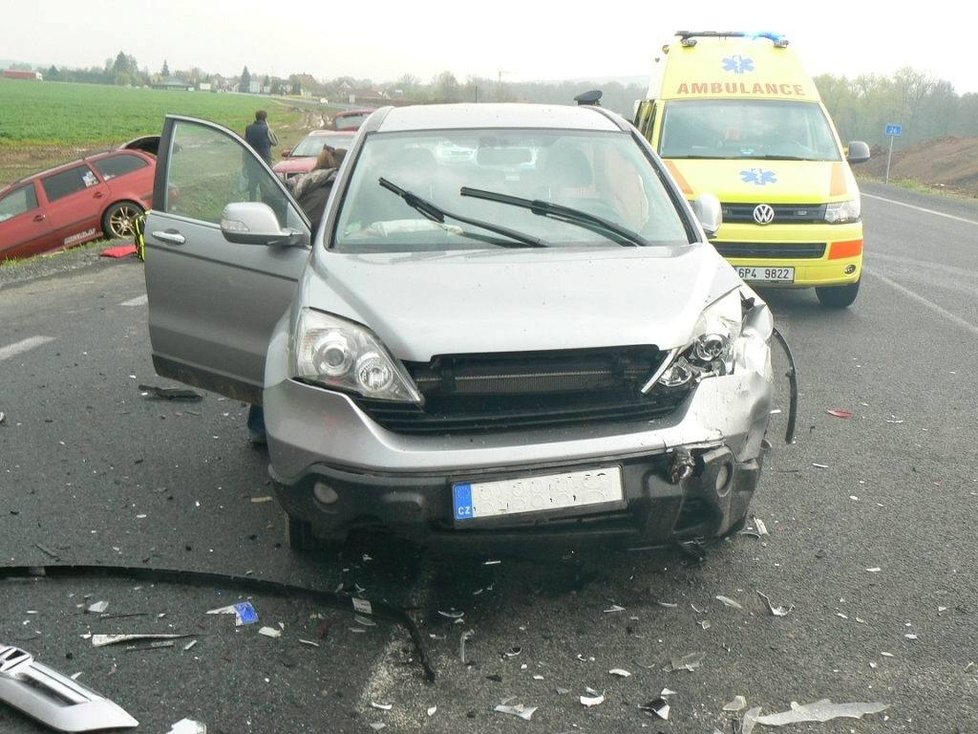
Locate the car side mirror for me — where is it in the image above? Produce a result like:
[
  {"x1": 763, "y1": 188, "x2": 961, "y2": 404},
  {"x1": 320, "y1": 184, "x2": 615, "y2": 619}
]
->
[
  {"x1": 691, "y1": 193, "x2": 722, "y2": 238},
  {"x1": 220, "y1": 202, "x2": 308, "y2": 247},
  {"x1": 847, "y1": 141, "x2": 871, "y2": 164},
  {"x1": 282, "y1": 148, "x2": 292, "y2": 158}
]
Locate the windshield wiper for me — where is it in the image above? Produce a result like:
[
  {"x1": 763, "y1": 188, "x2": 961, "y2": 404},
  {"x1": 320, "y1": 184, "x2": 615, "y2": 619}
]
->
[
  {"x1": 459, "y1": 187, "x2": 649, "y2": 247},
  {"x1": 378, "y1": 178, "x2": 547, "y2": 248}
]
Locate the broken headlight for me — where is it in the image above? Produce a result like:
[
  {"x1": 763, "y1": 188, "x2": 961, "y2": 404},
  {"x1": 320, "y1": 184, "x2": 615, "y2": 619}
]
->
[
  {"x1": 291, "y1": 308, "x2": 422, "y2": 403},
  {"x1": 658, "y1": 290, "x2": 749, "y2": 388}
]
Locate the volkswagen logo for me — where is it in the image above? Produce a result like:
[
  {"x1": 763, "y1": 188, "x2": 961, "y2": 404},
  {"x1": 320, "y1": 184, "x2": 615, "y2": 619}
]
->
[{"x1": 753, "y1": 204, "x2": 775, "y2": 225}]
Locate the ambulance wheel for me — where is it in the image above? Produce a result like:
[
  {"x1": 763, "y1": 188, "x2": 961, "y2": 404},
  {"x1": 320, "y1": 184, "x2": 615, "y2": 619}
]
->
[{"x1": 816, "y1": 279, "x2": 860, "y2": 309}]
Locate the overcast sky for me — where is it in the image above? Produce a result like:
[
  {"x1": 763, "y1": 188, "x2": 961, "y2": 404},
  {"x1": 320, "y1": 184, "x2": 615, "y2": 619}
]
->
[{"x1": 2, "y1": 0, "x2": 974, "y2": 94}]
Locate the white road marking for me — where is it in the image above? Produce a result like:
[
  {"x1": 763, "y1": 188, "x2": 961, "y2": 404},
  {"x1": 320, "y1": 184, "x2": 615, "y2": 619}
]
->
[
  {"x1": 0, "y1": 336, "x2": 55, "y2": 362},
  {"x1": 863, "y1": 193, "x2": 978, "y2": 226},
  {"x1": 120, "y1": 294, "x2": 148, "y2": 307},
  {"x1": 867, "y1": 252, "x2": 978, "y2": 281},
  {"x1": 867, "y1": 271, "x2": 978, "y2": 337}
]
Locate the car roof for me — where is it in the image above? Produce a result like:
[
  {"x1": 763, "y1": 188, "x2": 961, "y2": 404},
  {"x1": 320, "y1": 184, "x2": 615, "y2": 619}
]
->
[
  {"x1": 305, "y1": 129, "x2": 356, "y2": 137},
  {"x1": 3, "y1": 149, "x2": 153, "y2": 191},
  {"x1": 374, "y1": 103, "x2": 624, "y2": 133}
]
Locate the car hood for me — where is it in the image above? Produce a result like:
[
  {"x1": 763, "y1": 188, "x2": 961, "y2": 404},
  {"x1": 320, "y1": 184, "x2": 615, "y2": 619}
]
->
[
  {"x1": 665, "y1": 159, "x2": 858, "y2": 203},
  {"x1": 300, "y1": 246, "x2": 742, "y2": 361}
]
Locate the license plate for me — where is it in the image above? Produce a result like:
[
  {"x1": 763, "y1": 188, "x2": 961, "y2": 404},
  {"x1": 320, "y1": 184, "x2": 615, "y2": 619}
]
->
[
  {"x1": 737, "y1": 266, "x2": 795, "y2": 283},
  {"x1": 452, "y1": 466, "x2": 624, "y2": 523}
]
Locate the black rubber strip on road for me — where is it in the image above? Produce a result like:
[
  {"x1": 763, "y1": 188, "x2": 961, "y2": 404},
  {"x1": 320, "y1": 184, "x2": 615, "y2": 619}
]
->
[
  {"x1": 772, "y1": 327, "x2": 799, "y2": 445},
  {"x1": 0, "y1": 564, "x2": 436, "y2": 682}
]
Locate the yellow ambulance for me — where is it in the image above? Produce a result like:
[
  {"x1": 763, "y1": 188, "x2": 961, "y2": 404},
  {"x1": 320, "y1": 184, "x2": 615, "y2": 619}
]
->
[{"x1": 633, "y1": 31, "x2": 870, "y2": 308}]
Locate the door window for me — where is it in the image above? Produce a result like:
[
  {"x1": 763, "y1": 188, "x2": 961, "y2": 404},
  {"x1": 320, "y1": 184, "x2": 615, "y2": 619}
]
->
[
  {"x1": 41, "y1": 165, "x2": 100, "y2": 202},
  {"x1": 163, "y1": 120, "x2": 303, "y2": 230},
  {"x1": 93, "y1": 153, "x2": 149, "y2": 180},
  {"x1": 0, "y1": 184, "x2": 39, "y2": 222}
]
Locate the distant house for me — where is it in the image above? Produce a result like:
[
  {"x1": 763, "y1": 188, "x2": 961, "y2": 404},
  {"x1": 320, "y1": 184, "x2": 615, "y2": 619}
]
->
[
  {"x1": 152, "y1": 77, "x2": 191, "y2": 91},
  {"x1": 3, "y1": 69, "x2": 42, "y2": 81}
]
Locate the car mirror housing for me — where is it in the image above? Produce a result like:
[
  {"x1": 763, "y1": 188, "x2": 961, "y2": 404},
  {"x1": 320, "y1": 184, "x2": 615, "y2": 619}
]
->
[
  {"x1": 220, "y1": 202, "x2": 308, "y2": 247},
  {"x1": 846, "y1": 140, "x2": 871, "y2": 165},
  {"x1": 691, "y1": 193, "x2": 722, "y2": 238}
]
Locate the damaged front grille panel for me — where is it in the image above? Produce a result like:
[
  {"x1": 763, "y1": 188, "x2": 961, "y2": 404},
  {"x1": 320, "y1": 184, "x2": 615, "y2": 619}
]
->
[{"x1": 357, "y1": 346, "x2": 692, "y2": 434}]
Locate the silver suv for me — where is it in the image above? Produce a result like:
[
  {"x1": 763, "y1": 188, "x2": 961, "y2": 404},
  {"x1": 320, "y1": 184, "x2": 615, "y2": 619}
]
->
[{"x1": 143, "y1": 103, "x2": 775, "y2": 548}]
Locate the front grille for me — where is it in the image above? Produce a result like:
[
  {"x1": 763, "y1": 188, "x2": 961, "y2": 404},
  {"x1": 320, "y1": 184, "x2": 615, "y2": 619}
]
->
[
  {"x1": 712, "y1": 242, "x2": 826, "y2": 259},
  {"x1": 355, "y1": 347, "x2": 690, "y2": 434},
  {"x1": 721, "y1": 203, "x2": 826, "y2": 224}
]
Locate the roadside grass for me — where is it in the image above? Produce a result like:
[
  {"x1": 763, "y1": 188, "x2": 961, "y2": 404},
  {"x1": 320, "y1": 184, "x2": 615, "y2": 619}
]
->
[
  {"x1": 857, "y1": 173, "x2": 978, "y2": 201},
  {"x1": 0, "y1": 79, "x2": 315, "y2": 185},
  {"x1": 0, "y1": 238, "x2": 113, "y2": 269}
]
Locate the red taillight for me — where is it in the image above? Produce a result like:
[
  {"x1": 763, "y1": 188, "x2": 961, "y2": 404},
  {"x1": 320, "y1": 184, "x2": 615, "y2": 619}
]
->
[{"x1": 829, "y1": 239, "x2": 862, "y2": 260}]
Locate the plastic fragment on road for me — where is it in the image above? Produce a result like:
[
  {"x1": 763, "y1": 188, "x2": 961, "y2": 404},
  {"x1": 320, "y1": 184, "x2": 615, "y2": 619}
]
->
[
  {"x1": 438, "y1": 609, "x2": 464, "y2": 619},
  {"x1": 753, "y1": 517, "x2": 769, "y2": 536},
  {"x1": 723, "y1": 695, "x2": 747, "y2": 711},
  {"x1": 138, "y1": 384, "x2": 204, "y2": 402},
  {"x1": 715, "y1": 595, "x2": 743, "y2": 610},
  {"x1": 866, "y1": 567, "x2": 882, "y2": 573},
  {"x1": 258, "y1": 627, "x2": 282, "y2": 638},
  {"x1": 87, "y1": 601, "x2": 109, "y2": 614},
  {"x1": 249, "y1": 496, "x2": 273, "y2": 503},
  {"x1": 603, "y1": 604, "x2": 625, "y2": 613},
  {"x1": 826, "y1": 408, "x2": 854, "y2": 419},
  {"x1": 0, "y1": 412, "x2": 5, "y2": 425},
  {"x1": 182, "y1": 640, "x2": 197, "y2": 652},
  {"x1": 756, "y1": 591, "x2": 794, "y2": 617},
  {"x1": 638, "y1": 698, "x2": 670, "y2": 720},
  {"x1": 354, "y1": 615, "x2": 377, "y2": 627},
  {"x1": 299, "y1": 639, "x2": 320, "y2": 648},
  {"x1": 580, "y1": 693, "x2": 604, "y2": 707},
  {"x1": 168, "y1": 719, "x2": 207, "y2": 733},
  {"x1": 91, "y1": 633, "x2": 191, "y2": 648},
  {"x1": 754, "y1": 699, "x2": 887, "y2": 725},
  {"x1": 352, "y1": 598, "x2": 372, "y2": 615},
  {"x1": 0, "y1": 644, "x2": 139, "y2": 731},
  {"x1": 742, "y1": 706, "x2": 762, "y2": 734},
  {"x1": 609, "y1": 668, "x2": 631, "y2": 677},
  {"x1": 665, "y1": 652, "x2": 705, "y2": 672},
  {"x1": 370, "y1": 701, "x2": 392, "y2": 711},
  {"x1": 206, "y1": 601, "x2": 258, "y2": 626},
  {"x1": 494, "y1": 703, "x2": 537, "y2": 720},
  {"x1": 812, "y1": 463, "x2": 829, "y2": 469},
  {"x1": 427, "y1": 706, "x2": 437, "y2": 716},
  {"x1": 698, "y1": 620, "x2": 711, "y2": 630},
  {"x1": 369, "y1": 723, "x2": 385, "y2": 731},
  {"x1": 460, "y1": 630, "x2": 474, "y2": 664}
]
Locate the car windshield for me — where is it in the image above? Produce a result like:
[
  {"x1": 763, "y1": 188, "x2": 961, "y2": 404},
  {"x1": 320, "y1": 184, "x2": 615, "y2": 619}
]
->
[
  {"x1": 660, "y1": 99, "x2": 842, "y2": 161},
  {"x1": 291, "y1": 133, "x2": 355, "y2": 157},
  {"x1": 333, "y1": 128, "x2": 692, "y2": 252}
]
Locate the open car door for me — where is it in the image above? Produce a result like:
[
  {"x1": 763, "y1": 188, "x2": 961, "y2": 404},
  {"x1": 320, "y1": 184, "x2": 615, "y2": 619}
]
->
[{"x1": 143, "y1": 115, "x2": 311, "y2": 404}]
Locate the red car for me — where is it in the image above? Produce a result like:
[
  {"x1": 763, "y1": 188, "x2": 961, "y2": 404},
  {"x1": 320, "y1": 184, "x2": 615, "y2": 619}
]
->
[
  {"x1": 0, "y1": 148, "x2": 155, "y2": 262},
  {"x1": 331, "y1": 109, "x2": 373, "y2": 131},
  {"x1": 272, "y1": 129, "x2": 356, "y2": 181}
]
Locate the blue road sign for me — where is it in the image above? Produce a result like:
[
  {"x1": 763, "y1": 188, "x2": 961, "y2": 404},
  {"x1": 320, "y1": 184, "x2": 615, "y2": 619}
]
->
[{"x1": 885, "y1": 124, "x2": 903, "y2": 137}]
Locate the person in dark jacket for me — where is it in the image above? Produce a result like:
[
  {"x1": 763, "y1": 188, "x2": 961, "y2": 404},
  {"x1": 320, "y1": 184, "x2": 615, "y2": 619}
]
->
[{"x1": 243, "y1": 110, "x2": 279, "y2": 200}]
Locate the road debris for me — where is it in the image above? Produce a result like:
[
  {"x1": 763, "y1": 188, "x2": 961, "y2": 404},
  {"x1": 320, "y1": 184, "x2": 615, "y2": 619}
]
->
[
  {"x1": 715, "y1": 595, "x2": 743, "y2": 610},
  {"x1": 427, "y1": 706, "x2": 437, "y2": 716},
  {"x1": 742, "y1": 706, "x2": 762, "y2": 734},
  {"x1": 503, "y1": 646, "x2": 522, "y2": 658},
  {"x1": 826, "y1": 408, "x2": 854, "y2": 419},
  {"x1": 299, "y1": 639, "x2": 320, "y2": 648},
  {"x1": 812, "y1": 463, "x2": 829, "y2": 469},
  {"x1": 460, "y1": 630, "x2": 474, "y2": 664},
  {"x1": 723, "y1": 695, "x2": 747, "y2": 711},
  {"x1": 168, "y1": 719, "x2": 206, "y2": 733},
  {"x1": 368, "y1": 724, "x2": 385, "y2": 732},
  {"x1": 258, "y1": 627, "x2": 282, "y2": 638},
  {"x1": 249, "y1": 496, "x2": 273, "y2": 503},
  {"x1": 370, "y1": 702, "x2": 393, "y2": 711},
  {"x1": 754, "y1": 699, "x2": 887, "y2": 725},
  {"x1": 206, "y1": 601, "x2": 258, "y2": 626},
  {"x1": 756, "y1": 591, "x2": 794, "y2": 617},
  {"x1": 698, "y1": 620, "x2": 711, "y2": 630},
  {"x1": 0, "y1": 412, "x2": 5, "y2": 425},
  {"x1": 138, "y1": 385, "x2": 203, "y2": 401},
  {"x1": 665, "y1": 652, "x2": 705, "y2": 672},
  {"x1": 603, "y1": 604, "x2": 626, "y2": 613},
  {"x1": 866, "y1": 567, "x2": 882, "y2": 573},
  {"x1": 580, "y1": 692, "x2": 605, "y2": 707},
  {"x1": 182, "y1": 640, "x2": 197, "y2": 652},
  {"x1": 34, "y1": 543, "x2": 60, "y2": 560},
  {"x1": 86, "y1": 601, "x2": 109, "y2": 614},
  {"x1": 638, "y1": 697, "x2": 670, "y2": 720},
  {"x1": 438, "y1": 609, "x2": 465, "y2": 619},
  {"x1": 609, "y1": 668, "x2": 631, "y2": 677},
  {"x1": 494, "y1": 703, "x2": 537, "y2": 720},
  {"x1": 91, "y1": 633, "x2": 192, "y2": 648}
]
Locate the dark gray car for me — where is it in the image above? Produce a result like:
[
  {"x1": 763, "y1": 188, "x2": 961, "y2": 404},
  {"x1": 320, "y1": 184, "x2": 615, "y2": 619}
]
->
[{"x1": 142, "y1": 103, "x2": 775, "y2": 549}]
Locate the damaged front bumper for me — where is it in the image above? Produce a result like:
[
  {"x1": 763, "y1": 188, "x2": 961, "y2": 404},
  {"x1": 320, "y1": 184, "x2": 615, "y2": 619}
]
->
[
  {"x1": 0, "y1": 645, "x2": 138, "y2": 732},
  {"x1": 263, "y1": 327, "x2": 775, "y2": 544}
]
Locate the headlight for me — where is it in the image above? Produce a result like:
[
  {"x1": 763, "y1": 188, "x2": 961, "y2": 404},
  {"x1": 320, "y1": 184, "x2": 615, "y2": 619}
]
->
[
  {"x1": 824, "y1": 197, "x2": 860, "y2": 223},
  {"x1": 657, "y1": 290, "x2": 770, "y2": 388},
  {"x1": 291, "y1": 308, "x2": 422, "y2": 403}
]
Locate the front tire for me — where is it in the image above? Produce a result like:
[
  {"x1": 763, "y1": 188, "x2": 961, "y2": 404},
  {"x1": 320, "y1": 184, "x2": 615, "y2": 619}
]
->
[
  {"x1": 103, "y1": 201, "x2": 144, "y2": 239},
  {"x1": 815, "y1": 279, "x2": 860, "y2": 309}
]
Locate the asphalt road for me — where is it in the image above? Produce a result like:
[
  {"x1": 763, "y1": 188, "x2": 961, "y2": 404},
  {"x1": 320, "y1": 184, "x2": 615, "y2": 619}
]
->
[{"x1": 1, "y1": 182, "x2": 977, "y2": 733}]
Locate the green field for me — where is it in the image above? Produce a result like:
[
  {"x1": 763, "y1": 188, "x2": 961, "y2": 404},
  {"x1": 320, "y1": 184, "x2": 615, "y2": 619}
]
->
[{"x1": 0, "y1": 79, "x2": 313, "y2": 185}]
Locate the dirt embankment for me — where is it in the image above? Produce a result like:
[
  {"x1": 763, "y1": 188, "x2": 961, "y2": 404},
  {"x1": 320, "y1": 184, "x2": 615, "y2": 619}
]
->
[{"x1": 859, "y1": 136, "x2": 978, "y2": 198}]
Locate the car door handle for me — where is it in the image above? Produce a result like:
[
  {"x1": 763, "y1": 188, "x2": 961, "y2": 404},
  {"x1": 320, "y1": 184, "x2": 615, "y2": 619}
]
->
[
  {"x1": 33, "y1": 214, "x2": 46, "y2": 222},
  {"x1": 93, "y1": 191, "x2": 104, "y2": 199},
  {"x1": 152, "y1": 230, "x2": 186, "y2": 245}
]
